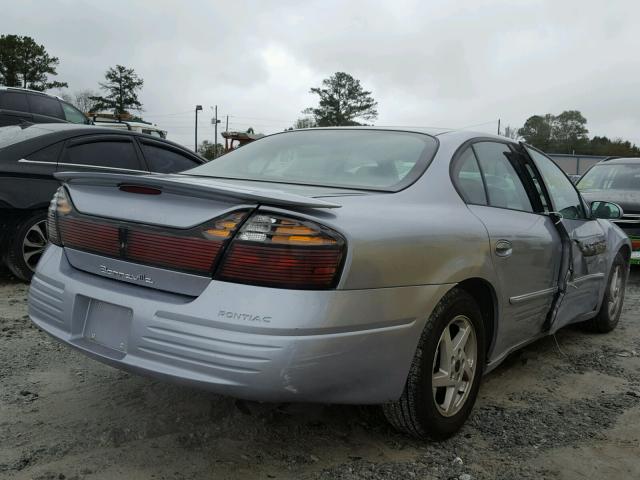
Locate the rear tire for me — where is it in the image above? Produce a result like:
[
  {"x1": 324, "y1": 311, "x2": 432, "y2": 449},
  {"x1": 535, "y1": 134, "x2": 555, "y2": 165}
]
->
[
  {"x1": 5, "y1": 210, "x2": 48, "y2": 282},
  {"x1": 584, "y1": 252, "x2": 627, "y2": 333},
  {"x1": 383, "y1": 288, "x2": 486, "y2": 440}
]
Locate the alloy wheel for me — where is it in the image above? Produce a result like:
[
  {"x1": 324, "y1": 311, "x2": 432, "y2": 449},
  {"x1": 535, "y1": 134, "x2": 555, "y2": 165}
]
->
[
  {"x1": 432, "y1": 314, "x2": 478, "y2": 417},
  {"x1": 22, "y1": 219, "x2": 48, "y2": 272},
  {"x1": 608, "y1": 264, "x2": 622, "y2": 318}
]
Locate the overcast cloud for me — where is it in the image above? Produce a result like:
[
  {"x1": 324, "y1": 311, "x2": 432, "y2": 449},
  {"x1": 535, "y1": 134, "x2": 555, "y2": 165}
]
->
[{"x1": 3, "y1": 0, "x2": 640, "y2": 149}]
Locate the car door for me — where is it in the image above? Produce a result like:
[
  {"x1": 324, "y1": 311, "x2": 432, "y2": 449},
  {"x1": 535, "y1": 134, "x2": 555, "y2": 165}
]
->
[
  {"x1": 58, "y1": 135, "x2": 148, "y2": 174},
  {"x1": 453, "y1": 141, "x2": 561, "y2": 352},
  {"x1": 524, "y1": 146, "x2": 608, "y2": 332},
  {"x1": 137, "y1": 139, "x2": 203, "y2": 173}
]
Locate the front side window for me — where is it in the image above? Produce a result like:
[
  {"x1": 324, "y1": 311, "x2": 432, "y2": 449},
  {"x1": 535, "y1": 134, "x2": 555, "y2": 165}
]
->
[
  {"x1": 62, "y1": 139, "x2": 142, "y2": 170},
  {"x1": 61, "y1": 102, "x2": 88, "y2": 124},
  {"x1": 526, "y1": 147, "x2": 584, "y2": 219},
  {"x1": 473, "y1": 141, "x2": 533, "y2": 212},
  {"x1": 141, "y1": 143, "x2": 199, "y2": 173},
  {"x1": 186, "y1": 129, "x2": 439, "y2": 191},
  {"x1": 27, "y1": 95, "x2": 64, "y2": 119},
  {"x1": 453, "y1": 147, "x2": 487, "y2": 205}
]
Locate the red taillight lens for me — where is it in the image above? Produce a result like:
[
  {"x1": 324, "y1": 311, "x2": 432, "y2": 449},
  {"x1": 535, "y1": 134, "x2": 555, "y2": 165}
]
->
[
  {"x1": 631, "y1": 238, "x2": 640, "y2": 250},
  {"x1": 127, "y1": 230, "x2": 222, "y2": 273},
  {"x1": 215, "y1": 213, "x2": 345, "y2": 289},
  {"x1": 50, "y1": 186, "x2": 248, "y2": 276},
  {"x1": 60, "y1": 217, "x2": 120, "y2": 256}
]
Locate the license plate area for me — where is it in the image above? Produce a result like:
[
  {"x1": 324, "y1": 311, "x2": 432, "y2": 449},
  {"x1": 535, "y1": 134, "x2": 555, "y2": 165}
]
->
[{"x1": 82, "y1": 299, "x2": 132, "y2": 353}]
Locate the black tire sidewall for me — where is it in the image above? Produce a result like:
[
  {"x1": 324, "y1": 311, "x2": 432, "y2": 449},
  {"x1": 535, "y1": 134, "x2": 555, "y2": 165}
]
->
[
  {"x1": 413, "y1": 291, "x2": 486, "y2": 438},
  {"x1": 6, "y1": 210, "x2": 48, "y2": 282}
]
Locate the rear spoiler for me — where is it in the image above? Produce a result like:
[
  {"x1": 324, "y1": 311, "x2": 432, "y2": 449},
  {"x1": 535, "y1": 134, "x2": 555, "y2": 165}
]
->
[{"x1": 54, "y1": 171, "x2": 341, "y2": 209}]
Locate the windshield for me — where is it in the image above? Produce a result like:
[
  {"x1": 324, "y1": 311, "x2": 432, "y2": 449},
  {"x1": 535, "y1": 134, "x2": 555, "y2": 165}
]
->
[
  {"x1": 577, "y1": 163, "x2": 640, "y2": 191},
  {"x1": 186, "y1": 129, "x2": 438, "y2": 191},
  {"x1": 0, "y1": 124, "x2": 53, "y2": 149}
]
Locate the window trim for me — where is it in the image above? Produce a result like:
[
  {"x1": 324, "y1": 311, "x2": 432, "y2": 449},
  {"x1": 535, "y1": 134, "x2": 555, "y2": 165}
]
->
[{"x1": 450, "y1": 137, "x2": 541, "y2": 214}]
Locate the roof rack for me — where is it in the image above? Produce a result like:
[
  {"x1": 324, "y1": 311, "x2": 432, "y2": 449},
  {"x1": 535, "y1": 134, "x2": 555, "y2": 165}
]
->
[{"x1": 91, "y1": 116, "x2": 135, "y2": 130}]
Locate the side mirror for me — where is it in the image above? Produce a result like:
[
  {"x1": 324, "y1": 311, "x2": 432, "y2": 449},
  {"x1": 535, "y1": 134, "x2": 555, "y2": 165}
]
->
[{"x1": 590, "y1": 201, "x2": 624, "y2": 220}]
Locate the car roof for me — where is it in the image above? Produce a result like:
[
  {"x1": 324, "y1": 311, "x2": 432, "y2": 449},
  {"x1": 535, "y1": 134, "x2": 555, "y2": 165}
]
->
[
  {"x1": 275, "y1": 126, "x2": 512, "y2": 143},
  {"x1": 599, "y1": 157, "x2": 640, "y2": 165},
  {"x1": 0, "y1": 86, "x2": 63, "y2": 100},
  {"x1": 0, "y1": 122, "x2": 201, "y2": 158}
]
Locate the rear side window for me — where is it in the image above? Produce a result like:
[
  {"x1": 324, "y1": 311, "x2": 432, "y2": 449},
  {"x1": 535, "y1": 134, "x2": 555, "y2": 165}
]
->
[
  {"x1": 62, "y1": 139, "x2": 143, "y2": 170},
  {"x1": 473, "y1": 142, "x2": 533, "y2": 213},
  {"x1": 0, "y1": 91, "x2": 28, "y2": 111},
  {"x1": 27, "y1": 95, "x2": 64, "y2": 119},
  {"x1": 61, "y1": 102, "x2": 88, "y2": 124},
  {"x1": 27, "y1": 142, "x2": 64, "y2": 163},
  {"x1": 141, "y1": 143, "x2": 199, "y2": 173},
  {"x1": 454, "y1": 147, "x2": 487, "y2": 205}
]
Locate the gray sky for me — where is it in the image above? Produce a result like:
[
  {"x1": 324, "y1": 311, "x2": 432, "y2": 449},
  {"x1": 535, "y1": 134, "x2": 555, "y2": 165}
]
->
[{"x1": 3, "y1": 0, "x2": 640, "y2": 149}]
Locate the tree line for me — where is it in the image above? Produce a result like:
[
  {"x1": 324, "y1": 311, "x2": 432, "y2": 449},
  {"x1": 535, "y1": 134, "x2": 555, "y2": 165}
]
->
[
  {"x1": 3, "y1": 35, "x2": 639, "y2": 158},
  {"x1": 517, "y1": 110, "x2": 640, "y2": 157}
]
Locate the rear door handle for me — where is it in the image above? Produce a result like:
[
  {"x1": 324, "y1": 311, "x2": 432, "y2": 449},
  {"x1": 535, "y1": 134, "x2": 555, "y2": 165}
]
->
[{"x1": 495, "y1": 239, "x2": 513, "y2": 257}]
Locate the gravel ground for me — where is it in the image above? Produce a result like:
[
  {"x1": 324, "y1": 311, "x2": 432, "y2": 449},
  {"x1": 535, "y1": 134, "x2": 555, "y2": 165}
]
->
[{"x1": 1, "y1": 266, "x2": 639, "y2": 480}]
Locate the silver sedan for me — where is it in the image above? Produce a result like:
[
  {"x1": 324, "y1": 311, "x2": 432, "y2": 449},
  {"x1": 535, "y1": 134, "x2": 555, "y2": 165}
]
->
[{"x1": 29, "y1": 128, "x2": 631, "y2": 439}]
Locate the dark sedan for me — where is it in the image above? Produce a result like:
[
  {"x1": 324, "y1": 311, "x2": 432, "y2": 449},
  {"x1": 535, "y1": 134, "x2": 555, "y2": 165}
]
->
[
  {"x1": 577, "y1": 157, "x2": 640, "y2": 264},
  {"x1": 0, "y1": 123, "x2": 207, "y2": 280}
]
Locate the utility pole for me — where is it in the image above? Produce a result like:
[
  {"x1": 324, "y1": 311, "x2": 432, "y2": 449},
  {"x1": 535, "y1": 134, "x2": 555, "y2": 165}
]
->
[
  {"x1": 225, "y1": 115, "x2": 229, "y2": 134},
  {"x1": 211, "y1": 105, "x2": 221, "y2": 158},
  {"x1": 194, "y1": 105, "x2": 202, "y2": 152},
  {"x1": 497, "y1": 118, "x2": 501, "y2": 136}
]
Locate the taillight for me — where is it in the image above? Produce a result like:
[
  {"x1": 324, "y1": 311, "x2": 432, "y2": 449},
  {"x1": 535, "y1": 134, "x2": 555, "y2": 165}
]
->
[
  {"x1": 49, "y1": 185, "x2": 248, "y2": 276},
  {"x1": 125, "y1": 212, "x2": 246, "y2": 274},
  {"x1": 632, "y1": 238, "x2": 640, "y2": 250},
  {"x1": 215, "y1": 213, "x2": 345, "y2": 289},
  {"x1": 47, "y1": 187, "x2": 71, "y2": 246}
]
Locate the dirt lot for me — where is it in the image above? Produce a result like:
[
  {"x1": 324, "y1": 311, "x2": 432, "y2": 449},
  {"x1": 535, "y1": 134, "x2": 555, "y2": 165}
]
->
[{"x1": 1, "y1": 266, "x2": 639, "y2": 480}]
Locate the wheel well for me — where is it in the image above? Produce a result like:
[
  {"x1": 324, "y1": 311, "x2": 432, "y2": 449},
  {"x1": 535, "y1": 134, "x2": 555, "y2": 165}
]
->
[
  {"x1": 456, "y1": 278, "x2": 497, "y2": 355},
  {"x1": 619, "y1": 244, "x2": 631, "y2": 262}
]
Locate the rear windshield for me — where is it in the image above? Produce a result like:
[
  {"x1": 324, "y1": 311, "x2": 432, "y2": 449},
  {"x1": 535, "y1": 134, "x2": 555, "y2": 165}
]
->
[
  {"x1": 186, "y1": 129, "x2": 438, "y2": 191},
  {"x1": 577, "y1": 163, "x2": 640, "y2": 191},
  {"x1": 0, "y1": 124, "x2": 53, "y2": 149}
]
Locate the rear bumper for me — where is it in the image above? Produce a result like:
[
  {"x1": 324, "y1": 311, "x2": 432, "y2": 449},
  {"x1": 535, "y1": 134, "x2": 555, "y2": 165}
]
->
[{"x1": 28, "y1": 245, "x2": 451, "y2": 404}]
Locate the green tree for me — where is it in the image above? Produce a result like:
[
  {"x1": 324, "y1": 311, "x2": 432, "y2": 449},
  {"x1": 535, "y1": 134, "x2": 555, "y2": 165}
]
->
[
  {"x1": 517, "y1": 110, "x2": 640, "y2": 156},
  {"x1": 198, "y1": 140, "x2": 224, "y2": 160},
  {"x1": 0, "y1": 34, "x2": 67, "y2": 90},
  {"x1": 304, "y1": 72, "x2": 378, "y2": 126},
  {"x1": 292, "y1": 117, "x2": 316, "y2": 129},
  {"x1": 90, "y1": 65, "x2": 144, "y2": 118},
  {"x1": 552, "y1": 110, "x2": 589, "y2": 153},
  {"x1": 518, "y1": 114, "x2": 554, "y2": 151}
]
